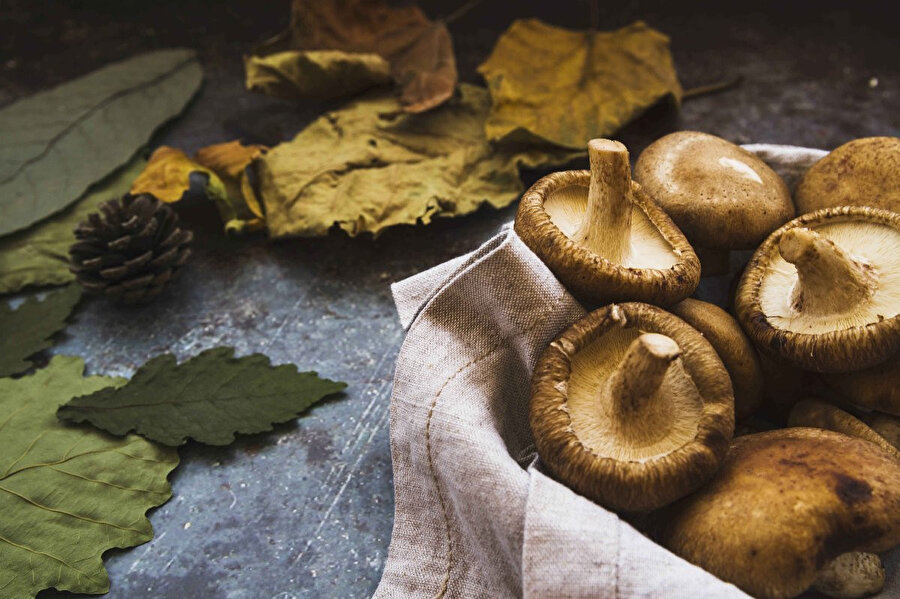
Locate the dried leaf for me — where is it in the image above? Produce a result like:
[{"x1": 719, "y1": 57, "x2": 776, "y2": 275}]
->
[
  {"x1": 244, "y1": 49, "x2": 391, "y2": 101},
  {"x1": 195, "y1": 141, "x2": 268, "y2": 230},
  {"x1": 130, "y1": 146, "x2": 264, "y2": 234},
  {"x1": 58, "y1": 347, "x2": 347, "y2": 446},
  {"x1": 0, "y1": 49, "x2": 203, "y2": 237},
  {"x1": 477, "y1": 20, "x2": 683, "y2": 149},
  {"x1": 130, "y1": 146, "x2": 225, "y2": 204},
  {"x1": 194, "y1": 140, "x2": 267, "y2": 181},
  {"x1": 256, "y1": 84, "x2": 581, "y2": 238},
  {"x1": 0, "y1": 284, "x2": 81, "y2": 377},
  {"x1": 252, "y1": 0, "x2": 457, "y2": 112},
  {"x1": 0, "y1": 159, "x2": 145, "y2": 295},
  {"x1": 0, "y1": 355, "x2": 178, "y2": 598}
]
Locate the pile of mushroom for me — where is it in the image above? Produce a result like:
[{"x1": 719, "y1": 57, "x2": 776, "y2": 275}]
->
[{"x1": 519, "y1": 135, "x2": 900, "y2": 599}]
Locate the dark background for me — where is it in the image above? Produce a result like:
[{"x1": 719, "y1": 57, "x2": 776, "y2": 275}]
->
[{"x1": 1, "y1": 1, "x2": 898, "y2": 597}]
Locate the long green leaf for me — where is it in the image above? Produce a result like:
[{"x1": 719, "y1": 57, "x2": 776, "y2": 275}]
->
[
  {"x1": 0, "y1": 158, "x2": 145, "y2": 294},
  {"x1": 0, "y1": 49, "x2": 203, "y2": 236},
  {"x1": 58, "y1": 347, "x2": 347, "y2": 446},
  {"x1": 0, "y1": 355, "x2": 178, "y2": 598}
]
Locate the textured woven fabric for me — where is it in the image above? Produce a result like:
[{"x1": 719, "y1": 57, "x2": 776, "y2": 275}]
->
[{"x1": 375, "y1": 145, "x2": 895, "y2": 598}]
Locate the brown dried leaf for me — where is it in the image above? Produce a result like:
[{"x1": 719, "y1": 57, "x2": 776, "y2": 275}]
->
[
  {"x1": 253, "y1": 0, "x2": 457, "y2": 112},
  {"x1": 477, "y1": 19, "x2": 683, "y2": 149}
]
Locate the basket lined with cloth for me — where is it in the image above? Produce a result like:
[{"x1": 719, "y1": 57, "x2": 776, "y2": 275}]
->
[{"x1": 374, "y1": 145, "x2": 899, "y2": 598}]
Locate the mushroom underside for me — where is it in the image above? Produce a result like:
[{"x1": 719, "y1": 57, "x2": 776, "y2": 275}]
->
[
  {"x1": 758, "y1": 221, "x2": 900, "y2": 335},
  {"x1": 543, "y1": 184, "x2": 679, "y2": 270}
]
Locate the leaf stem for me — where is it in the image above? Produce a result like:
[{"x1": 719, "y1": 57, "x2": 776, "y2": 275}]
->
[
  {"x1": 442, "y1": 0, "x2": 484, "y2": 25},
  {"x1": 683, "y1": 75, "x2": 744, "y2": 100},
  {"x1": 588, "y1": 0, "x2": 600, "y2": 30}
]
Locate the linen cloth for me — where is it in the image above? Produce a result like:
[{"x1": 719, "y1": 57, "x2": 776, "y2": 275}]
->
[{"x1": 374, "y1": 145, "x2": 849, "y2": 599}]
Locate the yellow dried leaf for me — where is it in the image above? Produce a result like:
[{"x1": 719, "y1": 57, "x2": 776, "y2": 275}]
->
[
  {"x1": 240, "y1": 172, "x2": 264, "y2": 220},
  {"x1": 477, "y1": 20, "x2": 683, "y2": 149},
  {"x1": 131, "y1": 146, "x2": 263, "y2": 235},
  {"x1": 244, "y1": 49, "x2": 391, "y2": 102},
  {"x1": 194, "y1": 140, "x2": 268, "y2": 180},
  {"x1": 256, "y1": 84, "x2": 581, "y2": 238},
  {"x1": 195, "y1": 140, "x2": 268, "y2": 231},
  {"x1": 130, "y1": 146, "x2": 224, "y2": 203}
]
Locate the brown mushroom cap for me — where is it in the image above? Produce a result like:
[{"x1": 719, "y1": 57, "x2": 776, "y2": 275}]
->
[
  {"x1": 670, "y1": 298, "x2": 764, "y2": 421},
  {"x1": 633, "y1": 131, "x2": 793, "y2": 252},
  {"x1": 823, "y1": 352, "x2": 900, "y2": 416},
  {"x1": 787, "y1": 398, "x2": 900, "y2": 459},
  {"x1": 795, "y1": 137, "x2": 900, "y2": 215},
  {"x1": 515, "y1": 139, "x2": 700, "y2": 306},
  {"x1": 735, "y1": 206, "x2": 900, "y2": 373},
  {"x1": 652, "y1": 428, "x2": 900, "y2": 599},
  {"x1": 529, "y1": 302, "x2": 734, "y2": 512}
]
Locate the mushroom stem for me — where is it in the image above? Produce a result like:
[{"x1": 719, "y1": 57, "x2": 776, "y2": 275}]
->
[
  {"x1": 812, "y1": 552, "x2": 885, "y2": 599},
  {"x1": 571, "y1": 138, "x2": 632, "y2": 263},
  {"x1": 607, "y1": 333, "x2": 681, "y2": 414},
  {"x1": 778, "y1": 227, "x2": 876, "y2": 315}
]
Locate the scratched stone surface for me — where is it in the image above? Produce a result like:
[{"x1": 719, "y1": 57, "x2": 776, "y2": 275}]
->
[{"x1": 0, "y1": 0, "x2": 895, "y2": 597}]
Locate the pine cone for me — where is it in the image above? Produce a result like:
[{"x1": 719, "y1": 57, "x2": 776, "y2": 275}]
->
[{"x1": 69, "y1": 194, "x2": 193, "y2": 303}]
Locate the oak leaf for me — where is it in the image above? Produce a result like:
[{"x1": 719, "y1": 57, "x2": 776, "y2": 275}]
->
[
  {"x1": 0, "y1": 284, "x2": 81, "y2": 377},
  {"x1": 255, "y1": 84, "x2": 581, "y2": 238},
  {"x1": 477, "y1": 20, "x2": 683, "y2": 149},
  {"x1": 58, "y1": 347, "x2": 347, "y2": 446},
  {"x1": 0, "y1": 355, "x2": 178, "y2": 598},
  {"x1": 0, "y1": 159, "x2": 145, "y2": 294}
]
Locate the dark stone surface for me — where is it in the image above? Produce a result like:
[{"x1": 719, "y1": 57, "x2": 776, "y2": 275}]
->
[{"x1": 1, "y1": 0, "x2": 896, "y2": 597}]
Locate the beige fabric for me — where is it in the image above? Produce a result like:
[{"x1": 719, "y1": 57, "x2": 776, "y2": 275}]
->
[{"x1": 376, "y1": 145, "x2": 896, "y2": 598}]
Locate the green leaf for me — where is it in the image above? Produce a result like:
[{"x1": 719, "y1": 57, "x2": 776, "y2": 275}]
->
[
  {"x1": 0, "y1": 284, "x2": 81, "y2": 377},
  {"x1": 256, "y1": 83, "x2": 582, "y2": 238},
  {"x1": 58, "y1": 347, "x2": 347, "y2": 446},
  {"x1": 0, "y1": 158, "x2": 145, "y2": 294},
  {"x1": 0, "y1": 355, "x2": 178, "y2": 598},
  {"x1": 0, "y1": 49, "x2": 203, "y2": 237}
]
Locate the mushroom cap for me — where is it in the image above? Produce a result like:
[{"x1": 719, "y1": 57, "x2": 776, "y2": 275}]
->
[
  {"x1": 652, "y1": 428, "x2": 900, "y2": 599},
  {"x1": 633, "y1": 131, "x2": 793, "y2": 250},
  {"x1": 529, "y1": 302, "x2": 734, "y2": 512},
  {"x1": 787, "y1": 398, "x2": 900, "y2": 459},
  {"x1": 514, "y1": 172, "x2": 700, "y2": 306},
  {"x1": 735, "y1": 206, "x2": 900, "y2": 373},
  {"x1": 795, "y1": 137, "x2": 900, "y2": 215},
  {"x1": 823, "y1": 352, "x2": 900, "y2": 416},
  {"x1": 671, "y1": 298, "x2": 764, "y2": 421}
]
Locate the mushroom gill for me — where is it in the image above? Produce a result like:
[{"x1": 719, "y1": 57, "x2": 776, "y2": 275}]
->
[
  {"x1": 542, "y1": 139, "x2": 678, "y2": 270},
  {"x1": 568, "y1": 331, "x2": 704, "y2": 461},
  {"x1": 759, "y1": 221, "x2": 900, "y2": 335}
]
